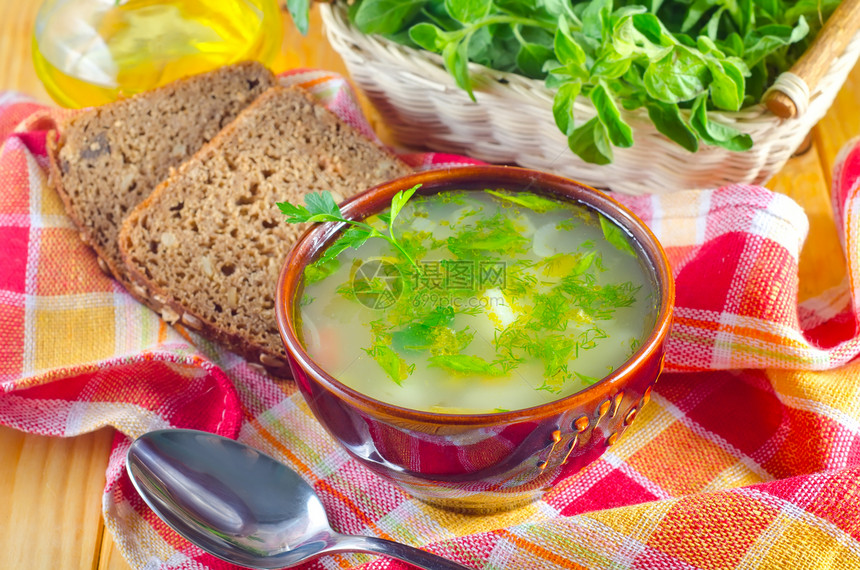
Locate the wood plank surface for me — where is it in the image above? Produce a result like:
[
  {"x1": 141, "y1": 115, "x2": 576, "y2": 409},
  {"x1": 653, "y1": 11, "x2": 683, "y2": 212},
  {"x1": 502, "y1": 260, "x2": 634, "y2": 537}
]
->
[
  {"x1": 0, "y1": 427, "x2": 114, "y2": 569},
  {"x1": 0, "y1": 2, "x2": 856, "y2": 569}
]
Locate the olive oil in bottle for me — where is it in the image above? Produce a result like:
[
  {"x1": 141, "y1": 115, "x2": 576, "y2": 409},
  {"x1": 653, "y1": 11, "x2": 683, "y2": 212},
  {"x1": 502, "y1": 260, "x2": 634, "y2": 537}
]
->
[{"x1": 33, "y1": 0, "x2": 282, "y2": 107}]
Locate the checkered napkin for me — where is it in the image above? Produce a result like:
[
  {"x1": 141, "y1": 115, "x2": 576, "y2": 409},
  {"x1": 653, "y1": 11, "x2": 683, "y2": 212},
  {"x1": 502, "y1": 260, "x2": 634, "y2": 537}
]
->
[{"x1": 3, "y1": 71, "x2": 860, "y2": 569}]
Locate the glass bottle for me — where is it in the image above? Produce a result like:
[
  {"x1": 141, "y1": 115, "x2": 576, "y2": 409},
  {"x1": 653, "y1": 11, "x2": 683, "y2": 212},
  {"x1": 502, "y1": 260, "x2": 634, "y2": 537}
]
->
[{"x1": 32, "y1": 0, "x2": 283, "y2": 107}]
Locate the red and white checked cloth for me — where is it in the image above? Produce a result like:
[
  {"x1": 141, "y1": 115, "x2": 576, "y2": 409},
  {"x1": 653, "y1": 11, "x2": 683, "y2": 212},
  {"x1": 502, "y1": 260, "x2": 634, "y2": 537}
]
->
[{"x1": 2, "y1": 70, "x2": 860, "y2": 569}]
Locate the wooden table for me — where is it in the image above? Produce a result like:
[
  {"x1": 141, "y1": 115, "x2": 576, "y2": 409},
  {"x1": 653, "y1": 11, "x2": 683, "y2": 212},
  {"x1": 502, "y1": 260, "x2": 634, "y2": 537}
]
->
[{"x1": 0, "y1": 3, "x2": 857, "y2": 569}]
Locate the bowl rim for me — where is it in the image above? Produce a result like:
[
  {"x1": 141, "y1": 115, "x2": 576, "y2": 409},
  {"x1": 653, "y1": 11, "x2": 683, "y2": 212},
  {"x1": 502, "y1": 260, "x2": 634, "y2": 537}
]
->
[{"x1": 276, "y1": 165, "x2": 674, "y2": 426}]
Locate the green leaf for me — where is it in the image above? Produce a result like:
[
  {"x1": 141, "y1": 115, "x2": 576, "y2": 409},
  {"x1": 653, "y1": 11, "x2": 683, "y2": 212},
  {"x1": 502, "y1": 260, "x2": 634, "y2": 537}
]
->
[
  {"x1": 276, "y1": 201, "x2": 311, "y2": 224},
  {"x1": 317, "y1": 226, "x2": 373, "y2": 266},
  {"x1": 390, "y1": 184, "x2": 420, "y2": 226},
  {"x1": 785, "y1": 0, "x2": 840, "y2": 24},
  {"x1": 706, "y1": 59, "x2": 743, "y2": 111},
  {"x1": 427, "y1": 354, "x2": 505, "y2": 376},
  {"x1": 286, "y1": 0, "x2": 310, "y2": 35},
  {"x1": 704, "y1": 6, "x2": 725, "y2": 40},
  {"x1": 536, "y1": 0, "x2": 577, "y2": 20},
  {"x1": 390, "y1": 307, "x2": 461, "y2": 354},
  {"x1": 721, "y1": 32, "x2": 745, "y2": 58},
  {"x1": 552, "y1": 81, "x2": 582, "y2": 135},
  {"x1": 409, "y1": 22, "x2": 451, "y2": 52},
  {"x1": 742, "y1": 17, "x2": 809, "y2": 67},
  {"x1": 516, "y1": 41, "x2": 554, "y2": 78},
  {"x1": 574, "y1": 371, "x2": 601, "y2": 385},
  {"x1": 591, "y1": 51, "x2": 632, "y2": 80},
  {"x1": 305, "y1": 191, "x2": 342, "y2": 218},
  {"x1": 364, "y1": 344, "x2": 412, "y2": 385},
  {"x1": 696, "y1": 35, "x2": 724, "y2": 57},
  {"x1": 302, "y1": 213, "x2": 344, "y2": 223},
  {"x1": 648, "y1": 0, "x2": 665, "y2": 13},
  {"x1": 581, "y1": 0, "x2": 612, "y2": 41},
  {"x1": 445, "y1": 0, "x2": 492, "y2": 24},
  {"x1": 645, "y1": 100, "x2": 698, "y2": 152},
  {"x1": 599, "y1": 214, "x2": 636, "y2": 256},
  {"x1": 468, "y1": 26, "x2": 507, "y2": 68},
  {"x1": 724, "y1": 56, "x2": 750, "y2": 79},
  {"x1": 353, "y1": 0, "x2": 427, "y2": 35},
  {"x1": 609, "y1": 4, "x2": 647, "y2": 22},
  {"x1": 280, "y1": 188, "x2": 421, "y2": 272},
  {"x1": 554, "y1": 16, "x2": 586, "y2": 67},
  {"x1": 689, "y1": 94, "x2": 753, "y2": 151},
  {"x1": 590, "y1": 83, "x2": 634, "y2": 148},
  {"x1": 304, "y1": 259, "x2": 339, "y2": 284},
  {"x1": 391, "y1": 323, "x2": 436, "y2": 352},
  {"x1": 631, "y1": 13, "x2": 676, "y2": 48},
  {"x1": 443, "y1": 37, "x2": 475, "y2": 100},
  {"x1": 277, "y1": 192, "x2": 343, "y2": 223},
  {"x1": 572, "y1": 251, "x2": 597, "y2": 275},
  {"x1": 613, "y1": 17, "x2": 671, "y2": 60},
  {"x1": 680, "y1": 0, "x2": 717, "y2": 33},
  {"x1": 484, "y1": 189, "x2": 562, "y2": 213},
  {"x1": 643, "y1": 45, "x2": 709, "y2": 103},
  {"x1": 568, "y1": 117, "x2": 613, "y2": 165}
]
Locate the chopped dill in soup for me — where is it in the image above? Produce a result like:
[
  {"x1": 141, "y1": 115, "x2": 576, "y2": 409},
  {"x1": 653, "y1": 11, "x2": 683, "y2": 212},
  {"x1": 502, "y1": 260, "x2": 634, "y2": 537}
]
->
[{"x1": 288, "y1": 188, "x2": 657, "y2": 414}]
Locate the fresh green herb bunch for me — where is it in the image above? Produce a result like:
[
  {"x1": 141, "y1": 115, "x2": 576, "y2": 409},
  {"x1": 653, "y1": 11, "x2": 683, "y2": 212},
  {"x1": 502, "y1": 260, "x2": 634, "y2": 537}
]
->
[
  {"x1": 325, "y1": 0, "x2": 837, "y2": 164},
  {"x1": 277, "y1": 184, "x2": 422, "y2": 282}
]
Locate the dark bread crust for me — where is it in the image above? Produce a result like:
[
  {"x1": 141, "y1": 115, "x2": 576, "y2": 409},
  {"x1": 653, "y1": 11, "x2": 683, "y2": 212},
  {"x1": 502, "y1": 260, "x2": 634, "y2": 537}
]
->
[
  {"x1": 46, "y1": 61, "x2": 276, "y2": 306},
  {"x1": 118, "y1": 85, "x2": 413, "y2": 377}
]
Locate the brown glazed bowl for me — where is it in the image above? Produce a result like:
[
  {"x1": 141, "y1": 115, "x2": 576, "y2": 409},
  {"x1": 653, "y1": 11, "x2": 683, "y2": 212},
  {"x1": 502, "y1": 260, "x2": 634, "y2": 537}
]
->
[{"x1": 276, "y1": 166, "x2": 674, "y2": 513}]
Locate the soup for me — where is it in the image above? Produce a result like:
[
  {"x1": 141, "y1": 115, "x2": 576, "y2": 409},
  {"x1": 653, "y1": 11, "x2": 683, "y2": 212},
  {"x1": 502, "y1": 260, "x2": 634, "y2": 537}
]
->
[{"x1": 296, "y1": 189, "x2": 657, "y2": 414}]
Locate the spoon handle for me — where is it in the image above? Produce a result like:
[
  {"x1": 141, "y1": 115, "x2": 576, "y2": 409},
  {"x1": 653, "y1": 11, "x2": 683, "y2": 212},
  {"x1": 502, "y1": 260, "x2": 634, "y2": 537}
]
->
[{"x1": 330, "y1": 533, "x2": 473, "y2": 570}]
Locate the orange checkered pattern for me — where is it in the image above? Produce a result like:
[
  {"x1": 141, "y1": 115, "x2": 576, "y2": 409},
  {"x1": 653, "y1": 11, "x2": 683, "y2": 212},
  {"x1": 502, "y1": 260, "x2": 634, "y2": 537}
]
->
[{"x1": 2, "y1": 73, "x2": 860, "y2": 569}]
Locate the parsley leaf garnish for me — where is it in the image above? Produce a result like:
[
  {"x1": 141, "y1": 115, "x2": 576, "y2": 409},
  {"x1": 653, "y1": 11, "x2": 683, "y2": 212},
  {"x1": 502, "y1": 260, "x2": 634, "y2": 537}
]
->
[{"x1": 278, "y1": 185, "x2": 422, "y2": 270}]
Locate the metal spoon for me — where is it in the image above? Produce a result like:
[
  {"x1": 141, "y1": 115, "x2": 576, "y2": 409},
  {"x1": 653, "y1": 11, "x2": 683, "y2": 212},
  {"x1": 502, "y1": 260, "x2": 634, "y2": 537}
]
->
[{"x1": 126, "y1": 429, "x2": 471, "y2": 570}]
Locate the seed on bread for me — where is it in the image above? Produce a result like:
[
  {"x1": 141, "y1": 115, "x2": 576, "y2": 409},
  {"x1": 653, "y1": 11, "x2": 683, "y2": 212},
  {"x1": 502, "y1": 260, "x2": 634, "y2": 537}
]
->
[
  {"x1": 131, "y1": 282, "x2": 149, "y2": 299},
  {"x1": 160, "y1": 306, "x2": 180, "y2": 324},
  {"x1": 96, "y1": 256, "x2": 111, "y2": 276},
  {"x1": 181, "y1": 312, "x2": 203, "y2": 330},
  {"x1": 259, "y1": 353, "x2": 286, "y2": 368}
]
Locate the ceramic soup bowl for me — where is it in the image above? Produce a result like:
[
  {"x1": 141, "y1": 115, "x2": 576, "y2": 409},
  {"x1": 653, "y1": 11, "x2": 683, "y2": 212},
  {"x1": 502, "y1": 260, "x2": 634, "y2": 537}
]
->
[{"x1": 276, "y1": 166, "x2": 674, "y2": 513}]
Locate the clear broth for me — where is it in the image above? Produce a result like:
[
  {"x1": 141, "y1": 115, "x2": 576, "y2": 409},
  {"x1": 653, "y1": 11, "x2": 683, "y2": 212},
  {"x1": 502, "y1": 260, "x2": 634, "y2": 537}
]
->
[{"x1": 298, "y1": 190, "x2": 657, "y2": 414}]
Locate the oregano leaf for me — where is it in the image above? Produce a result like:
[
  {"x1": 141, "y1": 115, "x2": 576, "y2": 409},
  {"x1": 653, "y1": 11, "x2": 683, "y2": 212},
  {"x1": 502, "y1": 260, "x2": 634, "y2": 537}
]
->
[{"x1": 568, "y1": 117, "x2": 613, "y2": 165}]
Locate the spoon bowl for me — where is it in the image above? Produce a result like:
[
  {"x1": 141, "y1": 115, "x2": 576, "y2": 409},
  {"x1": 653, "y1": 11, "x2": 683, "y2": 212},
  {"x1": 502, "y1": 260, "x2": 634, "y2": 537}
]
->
[{"x1": 127, "y1": 429, "x2": 470, "y2": 570}]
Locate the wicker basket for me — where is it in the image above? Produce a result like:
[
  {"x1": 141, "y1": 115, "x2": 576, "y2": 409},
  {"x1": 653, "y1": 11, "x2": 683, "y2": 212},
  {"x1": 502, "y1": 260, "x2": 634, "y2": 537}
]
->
[{"x1": 321, "y1": 2, "x2": 860, "y2": 195}]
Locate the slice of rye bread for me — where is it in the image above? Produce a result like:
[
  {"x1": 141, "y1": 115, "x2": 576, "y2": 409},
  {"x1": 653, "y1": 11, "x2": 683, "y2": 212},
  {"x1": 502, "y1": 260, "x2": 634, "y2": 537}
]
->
[
  {"x1": 47, "y1": 61, "x2": 276, "y2": 296},
  {"x1": 118, "y1": 85, "x2": 413, "y2": 377}
]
